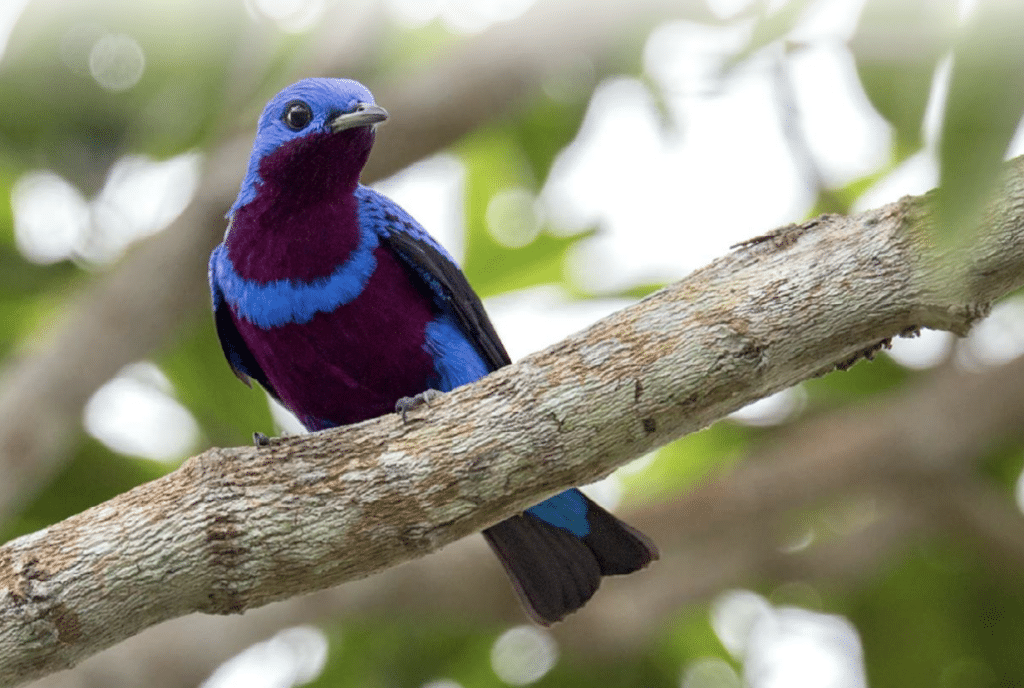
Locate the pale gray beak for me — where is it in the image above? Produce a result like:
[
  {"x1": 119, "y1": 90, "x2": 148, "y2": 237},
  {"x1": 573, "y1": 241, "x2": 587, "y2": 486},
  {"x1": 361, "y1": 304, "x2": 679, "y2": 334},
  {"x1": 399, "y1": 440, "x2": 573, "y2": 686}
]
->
[{"x1": 327, "y1": 103, "x2": 389, "y2": 132}]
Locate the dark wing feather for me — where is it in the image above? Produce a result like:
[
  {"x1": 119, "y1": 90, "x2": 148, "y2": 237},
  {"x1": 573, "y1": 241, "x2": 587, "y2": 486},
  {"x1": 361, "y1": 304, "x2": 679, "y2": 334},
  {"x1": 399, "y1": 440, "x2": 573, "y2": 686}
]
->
[{"x1": 359, "y1": 187, "x2": 511, "y2": 371}]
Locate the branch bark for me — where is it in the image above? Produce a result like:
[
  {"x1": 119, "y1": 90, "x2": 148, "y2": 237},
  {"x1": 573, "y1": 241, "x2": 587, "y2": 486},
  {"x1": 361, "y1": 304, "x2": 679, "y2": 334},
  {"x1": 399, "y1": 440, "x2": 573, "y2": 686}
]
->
[
  {"x1": 3, "y1": 157, "x2": 1024, "y2": 686},
  {"x1": 36, "y1": 335, "x2": 1024, "y2": 688},
  {"x1": 31, "y1": 289, "x2": 1024, "y2": 688}
]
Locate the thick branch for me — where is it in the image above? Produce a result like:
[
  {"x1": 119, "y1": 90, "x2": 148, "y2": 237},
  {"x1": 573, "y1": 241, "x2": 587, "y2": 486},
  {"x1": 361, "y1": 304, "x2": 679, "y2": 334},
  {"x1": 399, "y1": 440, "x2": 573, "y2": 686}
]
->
[
  {"x1": 34, "y1": 295, "x2": 1024, "y2": 688},
  {"x1": 3, "y1": 157, "x2": 1024, "y2": 685},
  {"x1": 38, "y1": 336, "x2": 1024, "y2": 688}
]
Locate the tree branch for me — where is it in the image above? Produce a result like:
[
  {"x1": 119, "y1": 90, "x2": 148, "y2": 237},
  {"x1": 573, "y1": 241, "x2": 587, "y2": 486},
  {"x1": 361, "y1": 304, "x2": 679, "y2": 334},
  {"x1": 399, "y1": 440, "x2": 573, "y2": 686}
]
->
[
  {"x1": 27, "y1": 274, "x2": 1024, "y2": 685},
  {"x1": 3, "y1": 157, "x2": 1024, "y2": 685}
]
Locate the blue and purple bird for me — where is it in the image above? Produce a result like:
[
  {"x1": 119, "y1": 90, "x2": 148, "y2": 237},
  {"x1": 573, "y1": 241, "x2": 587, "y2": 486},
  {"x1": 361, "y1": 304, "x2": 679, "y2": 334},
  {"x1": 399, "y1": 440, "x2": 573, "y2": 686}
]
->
[{"x1": 209, "y1": 78, "x2": 657, "y2": 624}]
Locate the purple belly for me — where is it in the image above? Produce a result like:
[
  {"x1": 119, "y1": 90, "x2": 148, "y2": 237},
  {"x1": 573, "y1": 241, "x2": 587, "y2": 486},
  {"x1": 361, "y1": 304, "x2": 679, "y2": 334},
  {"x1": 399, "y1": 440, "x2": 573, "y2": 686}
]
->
[{"x1": 233, "y1": 247, "x2": 436, "y2": 429}]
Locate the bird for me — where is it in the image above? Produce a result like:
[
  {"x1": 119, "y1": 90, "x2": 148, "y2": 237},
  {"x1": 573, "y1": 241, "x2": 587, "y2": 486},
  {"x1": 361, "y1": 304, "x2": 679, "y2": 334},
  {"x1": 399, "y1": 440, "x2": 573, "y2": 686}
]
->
[{"x1": 208, "y1": 77, "x2": 657, "y2": 624}]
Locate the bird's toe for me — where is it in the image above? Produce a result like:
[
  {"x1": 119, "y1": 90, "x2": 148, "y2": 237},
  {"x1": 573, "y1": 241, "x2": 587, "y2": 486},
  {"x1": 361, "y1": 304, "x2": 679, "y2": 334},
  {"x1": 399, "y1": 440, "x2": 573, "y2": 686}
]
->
[{"x1": 395, "y1": 389, "x2": 443, "y2": 423}]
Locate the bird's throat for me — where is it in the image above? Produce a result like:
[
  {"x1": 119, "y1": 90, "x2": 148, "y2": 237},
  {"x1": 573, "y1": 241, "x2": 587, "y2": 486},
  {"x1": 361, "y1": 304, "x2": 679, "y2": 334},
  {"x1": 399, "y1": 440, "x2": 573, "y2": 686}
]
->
[
  {"x1": 226, "y1": 130, "x2": 376, "y2": 284},
  {"x1": 259, "y1": 127, "x2": 374, "y2": 204}
]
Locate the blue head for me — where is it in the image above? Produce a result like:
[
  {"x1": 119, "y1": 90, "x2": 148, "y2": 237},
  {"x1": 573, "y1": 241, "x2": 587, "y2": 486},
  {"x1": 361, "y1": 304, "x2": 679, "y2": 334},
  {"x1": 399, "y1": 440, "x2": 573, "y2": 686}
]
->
[{"x1": 229, "y1": 78, "x2": 388, "y2": 216}]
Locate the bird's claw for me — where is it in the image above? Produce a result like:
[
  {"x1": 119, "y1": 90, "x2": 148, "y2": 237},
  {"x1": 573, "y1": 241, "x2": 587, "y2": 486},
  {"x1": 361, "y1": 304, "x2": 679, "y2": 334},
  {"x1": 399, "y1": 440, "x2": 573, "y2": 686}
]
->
[{"x1": 395, "y1": 389, "x2": 443, "y2": 423}]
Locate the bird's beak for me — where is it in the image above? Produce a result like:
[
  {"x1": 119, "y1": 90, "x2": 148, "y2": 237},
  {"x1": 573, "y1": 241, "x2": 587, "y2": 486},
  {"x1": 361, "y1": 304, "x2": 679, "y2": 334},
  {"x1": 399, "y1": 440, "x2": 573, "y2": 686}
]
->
[{"x1": 327, "y1": 103, "x2": 389, "y2": 132}]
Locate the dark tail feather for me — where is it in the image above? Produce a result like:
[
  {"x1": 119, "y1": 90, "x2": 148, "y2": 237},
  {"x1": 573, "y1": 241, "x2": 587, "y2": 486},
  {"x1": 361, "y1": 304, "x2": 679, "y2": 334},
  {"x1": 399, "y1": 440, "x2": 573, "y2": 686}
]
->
[{"x1": 483, "y1": 496, "x2": 658, "y2": 625}]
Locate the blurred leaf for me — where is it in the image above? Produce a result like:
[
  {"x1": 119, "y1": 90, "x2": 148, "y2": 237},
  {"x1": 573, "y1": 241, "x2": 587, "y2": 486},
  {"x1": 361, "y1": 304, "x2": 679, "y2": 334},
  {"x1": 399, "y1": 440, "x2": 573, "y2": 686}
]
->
[
  {"x1": 850, "y1": 0, "x2": 955, "y2": 159},
  {"x1": 640, "y1": 71, "x2": 681, "y2": 139},
  {"x1": 662, "y1": 605, "x2": 732, "y2": 664},
  {"x1": 309, "y1": 621, "x2": 492, "y2": 688},
  {"x1": 0, "y1": 0, "x2": 258, "y2": 192},
  {"x1": 0, "y1": 246, "x2": 78, "y2": 295},
  {"x1": 936, "y1": 0, "x2": 1024, "y2": 249},
  {"x1": 310, "y1": 618, "x2": 676, "y2": 688},
  {"x1": 585, "y1": 280, "x2": 667, "y2": 300},
  {"x1": 825, "y1": 167, "x2": 893, "y2": 212},
  {"x1": 471, "y1": 227, "x2": 596, "y2": 299},
  {"x1": 461, "y1": 124, "x2": 537, "y2": 208},
  {"x1": 0, "y1": 155, "x2": 88, "y2": 355},
  {"x1": 977, "y1": 438, "x2": 1024, "y2": 493},
  {"x1": 730, "y1": 0, "x2": 814, "y2": 68},
  {"x1": 0, "y1": 155, "x2": 77, "y2": 296},
  {"x1": 376, "y1": 20, "x2": 458, "y2": 74},
  {"x1": 512, "y1": 87, "x2": 592, "y2": 184},
  {"x1": 0, "y1": 261, "x2": 84, "y2": 362}
]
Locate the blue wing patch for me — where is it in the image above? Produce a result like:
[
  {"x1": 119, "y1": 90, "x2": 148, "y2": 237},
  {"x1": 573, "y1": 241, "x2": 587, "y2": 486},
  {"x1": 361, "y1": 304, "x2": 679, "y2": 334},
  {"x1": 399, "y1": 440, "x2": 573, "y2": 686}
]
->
[{"x1": 422, "y1": 312, "x2": 491, "y2": 392}]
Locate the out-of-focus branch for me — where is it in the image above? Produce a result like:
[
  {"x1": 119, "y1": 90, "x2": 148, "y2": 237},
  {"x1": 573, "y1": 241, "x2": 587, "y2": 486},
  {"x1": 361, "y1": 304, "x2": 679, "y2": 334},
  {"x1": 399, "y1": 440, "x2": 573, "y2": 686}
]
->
[
  {"x1": 362, "y1": 0, "x2": 711, "y2": 181},
  {"x1": 0, "y1": 0, "x2": 708, "y2": 521},
  {"x1": 911, "y1": 474, "x2": 1024, "y2": 569}
]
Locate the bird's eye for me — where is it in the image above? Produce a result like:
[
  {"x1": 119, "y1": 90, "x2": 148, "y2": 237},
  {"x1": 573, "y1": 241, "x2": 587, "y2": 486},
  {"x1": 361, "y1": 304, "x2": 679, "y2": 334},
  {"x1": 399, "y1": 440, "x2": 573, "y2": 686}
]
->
[{"x1": 282, "y1": 101, "x2": 313, "y2": 131}]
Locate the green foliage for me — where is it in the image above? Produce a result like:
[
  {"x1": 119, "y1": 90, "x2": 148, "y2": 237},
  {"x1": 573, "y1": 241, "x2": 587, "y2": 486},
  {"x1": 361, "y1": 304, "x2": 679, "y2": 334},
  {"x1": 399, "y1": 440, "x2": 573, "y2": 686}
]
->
[
  {"x1": 512, "y1": 93, "x2": 592, "y2": 185},
  {"x1": 737, "y1": 0, "x2": 815, "y2": 63},
  {"x1": 159, "y1": 312, "x2": 277, "y2": 448},
  {"x1": 801, "y1": 352, "x2": 912, "y2": 410},
  {"x1": 459, "y1": 125, "x2": 593, "y2": 298},
  {"x1": 309, "y1": 618, "x2": 680, "y2": 688},
  {"x1": 621, "y1": 423, "x2": 749, "y2": 505},
  {"x1": 979, "y1": 442, "x2": 1024, "y2": 495},
  {"x1": 851, "y1": 0, "x2": 955, "y2": 160},
  {"x1": 0, "y1": 3, "x2": 237, "y2": 185},
  {"x1": 0, "y1": 154, "x2": 82, "y2": 356},
  {"x1": 851, "y1": 542, "x2": 1024, "y2": 686},
  {"x1": 661, "y1": 606, "x2": 734, "y2": 669},
  {"x1": 936, "y1": 1, "x2": 1024, "y2": 250},
  {"x1": 376, "y1": 21, "x2": 459, "y2": 75},
  {"x1": 308, "y1": 620, "x2": 497, "y2": 688}
]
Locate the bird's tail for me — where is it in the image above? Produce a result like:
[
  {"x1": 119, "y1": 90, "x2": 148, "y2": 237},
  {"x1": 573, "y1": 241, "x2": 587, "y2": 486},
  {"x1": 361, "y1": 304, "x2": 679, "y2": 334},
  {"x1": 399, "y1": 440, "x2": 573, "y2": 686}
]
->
[{"x1": 482, "y1": 491, "x2": 657, "y2": 625}]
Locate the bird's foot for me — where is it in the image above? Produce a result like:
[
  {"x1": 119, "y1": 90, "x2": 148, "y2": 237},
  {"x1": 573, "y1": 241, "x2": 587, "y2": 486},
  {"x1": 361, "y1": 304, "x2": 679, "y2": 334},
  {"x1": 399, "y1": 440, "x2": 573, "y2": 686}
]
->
[
  {"x1": 395, "y1": 389, "x2": 443, "y2": 423},
  {"x1": 253, "y1": 431, "x2": 272, "y2": 447}
]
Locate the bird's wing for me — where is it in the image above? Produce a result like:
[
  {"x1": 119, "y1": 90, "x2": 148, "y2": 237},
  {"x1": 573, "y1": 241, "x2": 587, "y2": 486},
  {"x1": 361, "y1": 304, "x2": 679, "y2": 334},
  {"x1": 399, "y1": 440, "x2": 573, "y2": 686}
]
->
[
  {"x1": 209, "y1": 244, "x2": 281, "y2": 399},
  {"x1": 356, "y1": 186, "x2": 511, "y2": 372}
]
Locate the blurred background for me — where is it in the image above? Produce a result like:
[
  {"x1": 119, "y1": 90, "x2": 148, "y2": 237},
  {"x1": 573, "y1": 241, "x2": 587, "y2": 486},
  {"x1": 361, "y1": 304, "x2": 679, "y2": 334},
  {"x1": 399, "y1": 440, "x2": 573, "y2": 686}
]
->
[{"x1": 2, "y1": 0, "x2": 1024, "y2": 686}]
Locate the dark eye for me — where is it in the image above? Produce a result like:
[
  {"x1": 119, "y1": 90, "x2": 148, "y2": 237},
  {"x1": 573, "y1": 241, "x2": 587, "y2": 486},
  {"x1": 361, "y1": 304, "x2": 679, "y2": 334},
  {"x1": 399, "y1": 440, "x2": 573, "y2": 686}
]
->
[{"x1": 282, "y1": 100, "x2": 313, "y2": 131}]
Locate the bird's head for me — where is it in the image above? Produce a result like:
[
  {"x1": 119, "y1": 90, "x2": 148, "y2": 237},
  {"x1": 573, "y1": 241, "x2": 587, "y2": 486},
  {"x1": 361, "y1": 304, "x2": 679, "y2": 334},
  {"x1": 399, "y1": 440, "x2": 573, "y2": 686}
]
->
[{"x1": 230, "y1": 78, "x2": 388, "y2": 216}]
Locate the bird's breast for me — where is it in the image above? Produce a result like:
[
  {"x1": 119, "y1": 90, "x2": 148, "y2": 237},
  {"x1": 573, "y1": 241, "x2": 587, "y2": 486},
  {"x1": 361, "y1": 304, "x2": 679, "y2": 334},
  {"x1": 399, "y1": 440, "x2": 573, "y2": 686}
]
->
[{"x1": 231, "y1": 245, "x2": 438, "y2": 429}]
